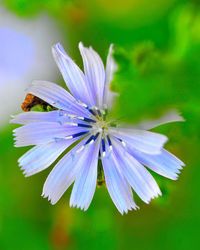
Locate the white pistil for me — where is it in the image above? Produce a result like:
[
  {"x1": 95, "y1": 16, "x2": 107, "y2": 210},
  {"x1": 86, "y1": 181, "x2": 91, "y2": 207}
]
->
[
  {"x1": 89, "y1": 139, "x2": 94, "y2": 145},
  {"x1": 62, "y1": 122, "x2": 78, "y2": 126},
  {"x1": 77, "y1": 100, "x2": 88, "y2": 108},
  {"x1": 76, "y1": 145, "x2": 85, "y2": 153},
  {"x1": 122, "y1": 141, "x2": 126, "y2": 147},
  {"x1": 67, "y1": 114, "x2": 84, "y2": 120},
  {"x1": 76, "y1": 116, "x2": 85, "y2": 120},
  {"x1": 64, "y1": 135, "x2": 73, "y2": 139}
]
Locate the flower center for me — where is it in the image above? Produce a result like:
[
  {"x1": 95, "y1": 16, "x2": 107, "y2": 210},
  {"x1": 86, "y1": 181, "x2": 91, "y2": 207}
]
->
[{"x1": 55, "y1": 101, "x2": 117, "y2": 159}]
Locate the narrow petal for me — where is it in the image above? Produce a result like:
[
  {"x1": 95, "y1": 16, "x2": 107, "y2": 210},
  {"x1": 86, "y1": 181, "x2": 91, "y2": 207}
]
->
[
  {"x1": 103, "y1": 44, "x2": 118, "y2": 108},
  {"x1": 128, "y1": 147, "x2": 184, "y2": 180},
  {"x1": 110, "y1": 127, "x2": 168, "y2": 154},
  {"x1": 10, "y1": 110, "x2": 89, "y2": 125},
  {"x1": 10, "y1": 111, "x2": 63, "y2": 124},
  {"x1": 112, "y1": 139, "x2": 161, "y2": 204},
  {"x1": 70, "y1": 136, "x2": 101, "y2": 210},
  {"x1": 134, "y1": 110, "x2": 184, "y2": 130},
  {"x1": 79, "y1": 42, "x2": 105, "y2": 106},
  {"x1": 42, "y1": 136, "x2": 91, "y2": 204},
  {"x1": 19, "y1": 139, "x2": 76, "y2": 177},
  {"x1": 27, "y1": 80, "x2": 89, "y2": 117},
  {"x1": 13, "y1": 122, "x2": 88, "y2": 147},
  {"x1": 102, "y1": 145, "x2": 138, "y2": 214},
  {"x1": 52, "y1": 43, "x2": 92, "y2": 105}
]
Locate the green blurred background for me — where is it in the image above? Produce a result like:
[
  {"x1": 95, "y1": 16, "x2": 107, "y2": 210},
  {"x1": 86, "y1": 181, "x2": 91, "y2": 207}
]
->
[{"x1": 0, "y1": 0, "x2": 200, "y2": 249}]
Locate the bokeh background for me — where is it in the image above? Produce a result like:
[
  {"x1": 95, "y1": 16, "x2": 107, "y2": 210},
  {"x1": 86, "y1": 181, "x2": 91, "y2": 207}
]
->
[{"x1": 0, "y1": 0, "x2": 200, "y2": 249}]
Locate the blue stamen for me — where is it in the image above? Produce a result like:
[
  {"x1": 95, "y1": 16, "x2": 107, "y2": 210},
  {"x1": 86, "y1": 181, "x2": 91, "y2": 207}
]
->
[
  {"x1": 107, "y1": 135, "x2": 112, "y2": 146},
  {"x1": 72, "y1": 131, "x2": 89, "y2": 138},
  {"x1": 84, "y1": 132, "x2": 100, "y2": 146},
  {"x1": 115, "y1": 136, "x2": 126, "y2": 147},
  {"x1": 83, "y1": 117, "x2": 96, "y2": 123},
  {"x1": 77, "y1": 123, "x2": 93, "y2": 128},
  {"x1": 116, "y1": 137, "x2": 122, "y2": 142},
  {"x1": 87, "y1": 107, "x2": 96, "y2": 116},
  {"x1": 84, "y1": 135, "x2": 95, "y2": 145},
  {"x1": 93, "y1": 132, "x2": 100, "y2": 141},
  {"x1": 102, "y1": 138, "x2": 106, "y2": 153}
]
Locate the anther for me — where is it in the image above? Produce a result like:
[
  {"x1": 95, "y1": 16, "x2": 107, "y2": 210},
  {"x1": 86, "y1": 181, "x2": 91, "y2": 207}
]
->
[
  {"x1": 77, "y1": 123, "x2": 93, "y2": 128},
  {"x1": 93, "y1": 132, "x2": 100, "y2": 141},
  {"x1": 57, "y1": 131, "x2": 89, "y2": 142},
  {"x1": 84, "y1": 135, "x2": 95, "y2": 145},
  {"x1": 116, "y1": 137, "x2": 126, "y2": 147},
  {"x1": 67, "y1": 114, "x2": 96, "y2": 123},
  {"x1": 71, "y1": 131, "x2": 89, "y2": 138},
  {"x1": 79, "y1": 117, "x2": 96, "y2": 123},
  {"x1": 107, "y1": 135, "x2": 113, "y2": 150},
  {"x1": 76, "y1": 100, "x2": 96, "y2": 116},
  {"x1": 102, "y1": 138, "x2": 106, "y2": 157},
  {"x1": 94, "y1": 106, "x2": 102, "y2": 117},
  {"x1": 76, "y1": 132, "x2": 100, "y2": 154},
  {"x1": 87, "y1": 107, "x2": 96, "y2": 116},
  {"x1": 61, "y1": 122, "x2": 93, "y2": 129}
]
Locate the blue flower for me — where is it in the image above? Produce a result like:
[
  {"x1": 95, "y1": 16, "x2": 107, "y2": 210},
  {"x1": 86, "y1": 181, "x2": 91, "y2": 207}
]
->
[{"x1": 11, "y1": 43, "x2": 184, "y2": 214}]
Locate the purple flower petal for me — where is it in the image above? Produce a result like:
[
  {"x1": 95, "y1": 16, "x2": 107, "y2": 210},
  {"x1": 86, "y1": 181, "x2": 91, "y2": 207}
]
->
[
  {"x1": 110, "y1": 127, "x2": 168, "y2": 154},
  {"x1": 112, "y1": 139, "x2": 161, "y2": 203},
  {"x1": 52, "y1": 43, "x2": 93, "y2": 106},
  {"x1": 79, "y1": 42, "x2": 105, "y2": 107},
  {"x1": 102, "y1": 144, "x2": 138, "y2": 214},
  {"x1": 10, "y1": 111, "x2": 62, "y2": 124},
  {"x1": 128, "y1": 148, "x2": 184, "y2": 180},
  {"x1": 13, "y1": 122, "x2": 88, "y2": 146},
  {"x1": 27, "y1": 80, "x2": 90, "y2": 117},
  {"x1": 70, "y1": 136, "x2": 101, "y2": 210},
  {"x1": 19, "y1": 139, "x2": 76, "y2": 177},
  {"x1": 42, "y1": 136, "x2": 93, "y2": 205},
  {"x1": 103, "y1": 44, "x2": 118, "y2": 108},
  {"x1": 10, "y1": 110, "x2": 90, "y2": 125}
]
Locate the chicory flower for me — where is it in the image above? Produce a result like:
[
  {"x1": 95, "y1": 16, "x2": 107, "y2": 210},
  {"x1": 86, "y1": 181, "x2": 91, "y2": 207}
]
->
[{"x1": 11, "y1": 43, "x2": 184, "y2": 214}]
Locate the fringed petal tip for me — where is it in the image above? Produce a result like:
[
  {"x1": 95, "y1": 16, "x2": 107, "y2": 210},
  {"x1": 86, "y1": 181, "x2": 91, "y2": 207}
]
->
[
  {"x1": 117, "y1": 206, "x2": 138, "y2": 215},
  {"x1": 69, "y1": 202, "x2": 88, "y2": 212},
  {"x1": 71, "y1": 195, "x2": 140, "y2": 214},
  {"x1": 19, "y1": 164, "x2": 36, "y2": 178},
  {"x1": 78, "y1": 41, "x2": 84, "y2": 49},
  {"x1": 10, "y1": 115, "x2": 16, "y2": 123},
  {"x1": 142, "y1": 192, "x2": 162, "y2": 205},
  {"x1": 41, "y1": 191, "x2": 57, "y2": 205},
  {"x1": 23, "y1": 172, "x2": 33, "y2": 178}
]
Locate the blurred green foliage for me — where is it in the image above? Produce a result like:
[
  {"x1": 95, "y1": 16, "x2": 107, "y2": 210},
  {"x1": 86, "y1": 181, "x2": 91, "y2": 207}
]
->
[
  {"x1": 2, "y1": 0, "x2": 70, "y2": 17},
  {"x1": 111, "y1": 4, "x2": 200, "y2": 126},
  {"x1": 1, "y1": 0, "x2": 200, "y2": 250}
]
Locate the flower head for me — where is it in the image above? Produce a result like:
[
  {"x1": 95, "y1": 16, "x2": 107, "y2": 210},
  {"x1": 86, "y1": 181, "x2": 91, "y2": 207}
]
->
[{"x1": 11, "y1": 43, "x2": 184, "y2": 214}]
